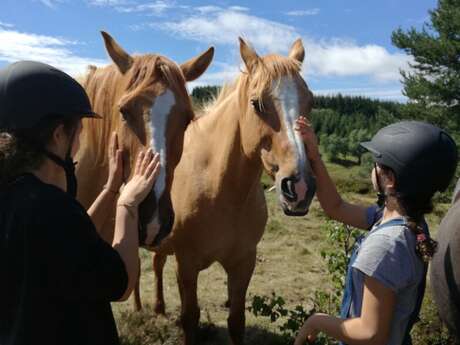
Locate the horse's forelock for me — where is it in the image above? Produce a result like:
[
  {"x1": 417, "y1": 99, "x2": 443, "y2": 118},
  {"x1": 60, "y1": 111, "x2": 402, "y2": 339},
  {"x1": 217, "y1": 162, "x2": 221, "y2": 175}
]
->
[{"x1": 200, "y1": 54, "x2": 303, "y2": 117}]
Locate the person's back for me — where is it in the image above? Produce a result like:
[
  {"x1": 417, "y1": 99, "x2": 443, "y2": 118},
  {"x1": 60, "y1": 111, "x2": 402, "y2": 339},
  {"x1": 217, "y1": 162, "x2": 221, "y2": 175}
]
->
[{"x1": 0, "y1": 173, "x2": 127, "y2": 345}]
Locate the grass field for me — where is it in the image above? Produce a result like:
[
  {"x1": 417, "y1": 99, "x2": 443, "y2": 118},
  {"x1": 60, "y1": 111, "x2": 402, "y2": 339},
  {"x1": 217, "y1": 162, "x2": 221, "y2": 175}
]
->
[{"x1": 112, "y1": 160, "x2": 455, "y2": 345}]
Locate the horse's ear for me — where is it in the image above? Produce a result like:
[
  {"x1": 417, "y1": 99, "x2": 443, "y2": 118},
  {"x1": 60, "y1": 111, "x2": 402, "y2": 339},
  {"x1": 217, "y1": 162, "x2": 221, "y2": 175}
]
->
[
  {"x1": 239, "y1": 37, "x2": 260, "y2": 74},
  {"x1": 180, "y1": 46, "x2": 214, "y2": 82},
  {"x1": 101, "y1": 31, "x2": 134, "y2": 74},
  {"x1": 288, "y1": 38, "x2": 305, "y2": 64}
]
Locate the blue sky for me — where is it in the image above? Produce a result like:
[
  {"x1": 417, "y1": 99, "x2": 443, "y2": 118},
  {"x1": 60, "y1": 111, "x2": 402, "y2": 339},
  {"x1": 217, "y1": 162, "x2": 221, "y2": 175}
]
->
[{"x1": 0, "y1": 0, "x2": 437, "y2": 101}]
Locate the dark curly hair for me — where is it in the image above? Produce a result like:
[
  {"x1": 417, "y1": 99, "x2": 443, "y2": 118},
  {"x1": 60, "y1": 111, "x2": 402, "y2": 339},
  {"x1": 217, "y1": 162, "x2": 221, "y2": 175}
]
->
[{"x1": 0, "y1": 116, "x2": 79, "y2": 186}]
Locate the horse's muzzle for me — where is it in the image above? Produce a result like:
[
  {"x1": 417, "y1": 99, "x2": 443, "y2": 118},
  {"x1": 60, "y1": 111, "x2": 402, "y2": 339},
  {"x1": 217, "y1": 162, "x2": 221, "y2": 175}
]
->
[
  {"x1": 279, "y1": 175, "x2": 316, "y2": 217},
  {"x1": 138, "y1": 191, "x2": 174, "y2": 247}
]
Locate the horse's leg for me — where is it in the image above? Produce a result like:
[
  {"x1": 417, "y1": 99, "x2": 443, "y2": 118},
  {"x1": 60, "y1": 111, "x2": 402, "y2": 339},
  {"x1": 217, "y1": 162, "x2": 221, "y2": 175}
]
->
[
  {"x1": 133, "y1": 256, "x2": 142, "y2": 311},
  {"x1": 153, "y1": 253, "x2": 167, "y2": 315},
  {"x1": 224, "y1": 251, "x2": 256, "y2": 345},
  {"x1": 176, "y1": 257, "x2": 200, "y2": 345}
]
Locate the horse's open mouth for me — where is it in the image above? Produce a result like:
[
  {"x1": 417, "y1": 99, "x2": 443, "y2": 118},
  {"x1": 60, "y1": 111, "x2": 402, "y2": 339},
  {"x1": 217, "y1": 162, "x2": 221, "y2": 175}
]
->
[{"x1": 281, "y1": 200, "x2": 309, "y2": 217}]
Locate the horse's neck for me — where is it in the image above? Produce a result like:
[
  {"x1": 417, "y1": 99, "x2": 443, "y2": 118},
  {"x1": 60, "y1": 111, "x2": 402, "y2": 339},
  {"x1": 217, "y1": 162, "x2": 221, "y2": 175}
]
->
[{"x1": 192, "y1": 94, "x2": 263, "y2": 200}]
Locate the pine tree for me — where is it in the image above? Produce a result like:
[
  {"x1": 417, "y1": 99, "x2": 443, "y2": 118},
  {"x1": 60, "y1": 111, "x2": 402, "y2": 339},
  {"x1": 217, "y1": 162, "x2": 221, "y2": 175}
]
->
[{"x1": 392, "y1": 0, "x2": 460, "y2": 131}]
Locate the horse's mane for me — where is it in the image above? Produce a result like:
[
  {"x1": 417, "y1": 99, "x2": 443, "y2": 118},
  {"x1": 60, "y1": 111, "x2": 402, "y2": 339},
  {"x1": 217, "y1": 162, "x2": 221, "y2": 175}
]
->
[
  {"x1": 200, "y1": 54, "x2": 301, "y2": 117},
  {"x1": 78, "y1": 54, "x2": 190, "y2": 166}
]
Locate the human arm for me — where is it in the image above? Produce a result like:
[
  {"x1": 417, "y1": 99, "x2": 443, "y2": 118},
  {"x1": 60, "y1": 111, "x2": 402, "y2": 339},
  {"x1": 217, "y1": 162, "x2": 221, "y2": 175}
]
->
[
  {"x1": 32, "y1": 150, "x2": 159, "y2": 302},
  {"x1": 112, "y1": 149, "x2": 160, "y2": 300},
  {"x1": 294, "y1": 276, "x2": 395, "y2": 345},
  {"x1": 295, "y1": 116, "x2": 370, "y2": 229},
  {"x1": 87, "y1": 132, "x2": 123, "y2": 232}
]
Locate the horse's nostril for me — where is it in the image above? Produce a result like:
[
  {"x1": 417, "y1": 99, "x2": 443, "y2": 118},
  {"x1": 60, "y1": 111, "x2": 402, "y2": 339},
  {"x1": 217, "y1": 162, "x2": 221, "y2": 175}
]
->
[{"x1": 281, "y1": 177, "x2": 297, "y2": 202}]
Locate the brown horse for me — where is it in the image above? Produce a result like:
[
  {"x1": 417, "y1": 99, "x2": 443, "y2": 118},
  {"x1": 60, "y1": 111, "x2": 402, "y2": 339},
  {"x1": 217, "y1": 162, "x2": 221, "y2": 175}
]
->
[
  {"x1": 151, "y1": 38, "x2": 315, "y2": 345},
  {"x1": 430, "y1": 183, "x2": 460, "y2": 341},
  {"x1": 75, "y1": 31, "x2": 214, "y2": 248}
]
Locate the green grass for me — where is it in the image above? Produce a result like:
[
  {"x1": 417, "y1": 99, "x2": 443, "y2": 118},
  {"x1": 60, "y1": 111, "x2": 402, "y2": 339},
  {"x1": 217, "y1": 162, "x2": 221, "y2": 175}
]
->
[{"x1": 112, "y1": 159, "x2": 456, "y2": 345}]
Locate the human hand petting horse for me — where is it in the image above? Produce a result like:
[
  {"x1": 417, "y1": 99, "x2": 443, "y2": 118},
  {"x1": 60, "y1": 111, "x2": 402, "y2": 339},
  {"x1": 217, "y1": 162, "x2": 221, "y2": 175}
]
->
[
  {"x1": 117, "y1": 149, "x2": 161, "y2": 210},
  {"x1": 87, "y1": 130, "x2": 161, "y2": 236},
  {"x1": 295, "y1": 116, "x2": 321, "y2": 162}
]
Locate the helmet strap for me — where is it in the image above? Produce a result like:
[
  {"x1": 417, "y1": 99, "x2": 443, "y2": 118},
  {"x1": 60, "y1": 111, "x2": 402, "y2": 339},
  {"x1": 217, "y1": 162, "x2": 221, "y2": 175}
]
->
[{"x1": 41, "y1": 128, "x2": 78, "y2": 198}]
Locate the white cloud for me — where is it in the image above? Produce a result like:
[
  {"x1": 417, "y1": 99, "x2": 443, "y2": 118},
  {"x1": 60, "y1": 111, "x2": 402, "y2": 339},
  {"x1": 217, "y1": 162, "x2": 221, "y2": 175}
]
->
[
  {"x1": 160, "y1": 9, "x2": 299, "y2": 53},
  {"x1": 0, "y1": 28, "x2": 107, "y2": 76},
  {"x1": 0, "y1": 21, "x2": 14, "y2": 29},
  {"x1": 188, "y1": 61, "x2": 241, "y2": 90},
  {"x1": 285, "y1": 9, "x2": 320, "y2": 16},
  {"x1": 196, "y1": 5, "x2": 221, "y2": 14},
  {"x1": 116, "y1": 0, "x2": 174, "y2": 15},
  {"x1": 87, "y1": 0, "x2": 174, "y2": 15},
  {"x1": 86, "y1": 0, "x2": 129, "y2": 6},
  {"x1": 229, "y1": 6, "x2": 249, "y2": 12},
  {"x1": 154, "y1": 8, "x2": 410, "y2": 83},
  {"x1": 304, "y1": 39, "x2": 411, "y2": 81},
  {"x1": 38, "y1": 0, "x2": 66, "y2": 8}
]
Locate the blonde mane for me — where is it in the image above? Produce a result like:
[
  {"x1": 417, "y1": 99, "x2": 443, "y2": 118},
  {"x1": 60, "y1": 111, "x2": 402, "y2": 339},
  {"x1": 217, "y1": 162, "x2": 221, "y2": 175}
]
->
[
  {"x1": 200, "y1": 54, "x2": 301, "y2": 117},
  {"x1": 78, "y1": 55, "x2": 191, "y2": 166}
]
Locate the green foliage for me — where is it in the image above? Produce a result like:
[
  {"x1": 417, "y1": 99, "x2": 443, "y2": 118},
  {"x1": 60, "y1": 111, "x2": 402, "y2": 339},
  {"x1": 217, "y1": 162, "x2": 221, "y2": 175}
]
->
[
  {"x1": 391, "y1": 0, "x2": 460, "y2": 131},
  {"x1": 249, "y1": 221, "x2": 364, "y2": 344},
  {"x1": 248, "y1": 293, "x2": 313, "y2": 344},
  {"x1": 191, "y1": 85, "x2": 221, "y2": 108},
  {"x1": 310, "y1": 99, "x2": 401, "y2": 164},
  {"x1": 314, "y1": 94, "x2": 403, "y2": 119},
  {"x1": 321, "y1": 221, "x2": 364, "y2": 289}
]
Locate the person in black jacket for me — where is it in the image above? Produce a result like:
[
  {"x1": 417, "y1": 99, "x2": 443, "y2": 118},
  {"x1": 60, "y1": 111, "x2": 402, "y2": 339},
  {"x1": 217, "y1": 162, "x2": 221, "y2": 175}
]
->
[{"x1": 0, "y1": 60, "x2": 160, "y2": 345}]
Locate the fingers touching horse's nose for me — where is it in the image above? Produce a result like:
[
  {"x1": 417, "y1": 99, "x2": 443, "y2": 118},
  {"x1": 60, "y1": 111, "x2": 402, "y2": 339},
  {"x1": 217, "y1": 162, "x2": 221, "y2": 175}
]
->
[{"x1": 281, "y1": 176, "x2": 308, "y2": 202}]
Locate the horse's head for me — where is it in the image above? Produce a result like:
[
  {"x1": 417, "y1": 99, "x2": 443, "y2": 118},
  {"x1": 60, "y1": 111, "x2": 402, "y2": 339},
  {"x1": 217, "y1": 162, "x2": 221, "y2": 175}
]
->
[
  {"x1": 101, "y1": 31, "x2": 214, "y2": 246},
  {"x1": 237, "y1": 38, "x2": 315, "y2": 216}
]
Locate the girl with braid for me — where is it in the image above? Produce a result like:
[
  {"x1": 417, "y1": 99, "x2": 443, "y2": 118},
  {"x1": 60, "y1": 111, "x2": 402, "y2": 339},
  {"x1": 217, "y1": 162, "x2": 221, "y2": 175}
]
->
[{"x1": 294, "y1": 119, "x2": 457, "y2": 345}]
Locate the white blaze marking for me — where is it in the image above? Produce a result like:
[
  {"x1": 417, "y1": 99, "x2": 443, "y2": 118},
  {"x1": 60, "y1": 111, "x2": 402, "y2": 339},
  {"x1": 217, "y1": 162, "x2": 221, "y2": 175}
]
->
[
  {"x1": 273, "y1": 76, "x2": 308, "y2": 175},
  {"x1": 145, "y1": 217, "x2": 160, "y2": 245},
  {"x1": 146, "y1": 88, "x2": 175, "y2": 234},
  {"x1": 150, "y1": 88, "x2": 175, "y2": 200}
]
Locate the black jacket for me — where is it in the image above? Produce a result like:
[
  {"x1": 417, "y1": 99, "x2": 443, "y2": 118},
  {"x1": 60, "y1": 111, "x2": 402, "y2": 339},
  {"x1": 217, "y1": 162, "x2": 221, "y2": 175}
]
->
[{"x1": 0, "y1": 174, "x2": 128, "y2": 345}]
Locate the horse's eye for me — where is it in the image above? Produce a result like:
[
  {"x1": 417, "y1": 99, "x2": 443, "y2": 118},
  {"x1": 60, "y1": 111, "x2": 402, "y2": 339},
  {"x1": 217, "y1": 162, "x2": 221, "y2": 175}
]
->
[
  {"x1": 120, "y1": 108, "x2": 130, "y2": 121},
  {"x1": 119, "y1": 102, "x2": 132, "y2": 121},
  {"x1": 250, "y1": 99, "x2": 263, "y2": 114}
]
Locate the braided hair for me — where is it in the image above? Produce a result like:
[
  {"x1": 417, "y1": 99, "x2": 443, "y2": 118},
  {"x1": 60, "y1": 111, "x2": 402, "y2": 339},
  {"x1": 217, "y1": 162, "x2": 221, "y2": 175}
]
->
[
  {"x1": 398, "y1": 194, "x2": 437, "y2": 262},
  {"x1": 379, "y1": 164, "x2": 438, "y2": 262}
]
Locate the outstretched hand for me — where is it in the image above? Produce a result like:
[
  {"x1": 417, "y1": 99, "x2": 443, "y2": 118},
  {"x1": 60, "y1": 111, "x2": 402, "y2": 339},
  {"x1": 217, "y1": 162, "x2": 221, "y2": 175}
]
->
[
  {"x1": 117, "y1": 149, "x2": 161, "y2": 208},
  {"x1": 294, "y1": 315, "x2": 319, "y2": 345},
  {"x1": 295, "y1": 116, "x2": 321, "y2": 162}
]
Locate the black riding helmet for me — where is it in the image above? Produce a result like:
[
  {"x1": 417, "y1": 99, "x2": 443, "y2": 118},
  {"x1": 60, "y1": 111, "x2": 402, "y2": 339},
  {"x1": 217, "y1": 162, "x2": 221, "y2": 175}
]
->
[
  {"x1": 0, "y1": 61, "x2": 100, "y2": 197},
  {"x1": 0, "y1": 60, "x2": 99, "y2": 130},
  {"x1": 360, "y1": 121, "x2": 458, "y2": 198}
]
